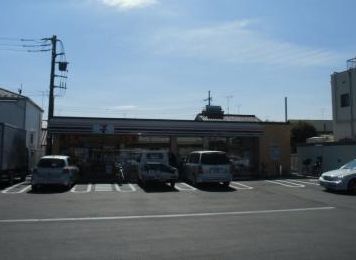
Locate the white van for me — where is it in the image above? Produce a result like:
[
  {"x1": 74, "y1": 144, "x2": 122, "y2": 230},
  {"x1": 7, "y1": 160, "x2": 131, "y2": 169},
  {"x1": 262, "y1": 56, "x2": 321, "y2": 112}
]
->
[
  {"x1": 184, "y1": 151, "x2": 232, "y2": 187},
  {"x1": 137, "y1": 150, "x2": 178, "y2": 187}
]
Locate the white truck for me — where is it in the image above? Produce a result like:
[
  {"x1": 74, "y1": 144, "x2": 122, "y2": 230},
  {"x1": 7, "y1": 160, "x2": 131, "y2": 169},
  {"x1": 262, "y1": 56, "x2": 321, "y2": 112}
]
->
[{"x1": 0, "y1": 123, "x2": 28, "y2": 183}]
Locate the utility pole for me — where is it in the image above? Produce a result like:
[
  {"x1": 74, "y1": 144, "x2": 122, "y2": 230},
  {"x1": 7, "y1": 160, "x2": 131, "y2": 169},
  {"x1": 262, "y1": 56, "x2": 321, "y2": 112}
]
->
[
  {"x1": 45, "y1": 35, "x2": 68, "y2": 154},
  {"x1": 46, "y1": 35, "x2": 57, "y2": 154},
  {"x1": 284, "y1": 97, "x2": 288, "y2": 123},
  {"x1": 226, "y1": 95, "x2": 233, "y2": 114},
  {"x1": 48, "y1": 35, "x2": 57, "y2": 120}
]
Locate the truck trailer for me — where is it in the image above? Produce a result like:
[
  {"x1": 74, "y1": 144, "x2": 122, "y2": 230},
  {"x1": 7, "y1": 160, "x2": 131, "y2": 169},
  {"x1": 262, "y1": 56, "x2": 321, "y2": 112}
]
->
[{"x1": 0, "y1": 123, "x2": 28, "y2": 183}]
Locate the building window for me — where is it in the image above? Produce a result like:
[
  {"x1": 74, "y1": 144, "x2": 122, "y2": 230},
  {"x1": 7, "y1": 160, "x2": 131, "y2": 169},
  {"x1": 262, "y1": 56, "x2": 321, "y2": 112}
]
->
[
  {"x1": 341, "y1": 93, "x2": 350, "y2": 107},
  {"x1": 30, "y1": 132, "x2": 34, "y2": 145}
]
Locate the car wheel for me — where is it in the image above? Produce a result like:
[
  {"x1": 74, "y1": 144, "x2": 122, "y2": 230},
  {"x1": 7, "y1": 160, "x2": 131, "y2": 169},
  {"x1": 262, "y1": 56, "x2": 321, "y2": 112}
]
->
[
  {"x1": 348, "y1": 179, "x2": 356, "y2": 193},
  {"x1": 20, "y1": 174, "x2": 26, "y2": 182},
  {"x1": 32, "y1": 185, "x2": 38, "y2": 192},
  {"x1": 140, "y1": 178, "x2": 146, "y2": 187},
  {"x1": 9, "y1": 173, "x2": 14, "y2": 185},
  {"x1": 170, "y1": 181, "x2": 175, "y2": 188},
  {"x1": 192, "y1": 175, "x2": 197, "y2": 186},
  {"x1": 222, "y1": 181, "x2": 230, "y2": 188}
]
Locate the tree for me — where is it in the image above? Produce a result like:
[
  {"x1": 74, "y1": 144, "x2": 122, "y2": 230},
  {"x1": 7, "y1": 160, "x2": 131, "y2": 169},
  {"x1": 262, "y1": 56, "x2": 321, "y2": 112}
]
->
[{"x1": 291, "y1": 121, "x2": 317, "y2": 152}]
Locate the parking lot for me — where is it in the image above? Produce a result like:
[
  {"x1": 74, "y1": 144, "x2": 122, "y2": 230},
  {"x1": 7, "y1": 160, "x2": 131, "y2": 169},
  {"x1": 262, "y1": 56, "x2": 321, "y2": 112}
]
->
[{"x1": 0, "y1": 177, "x2": 355, "y2": 260}]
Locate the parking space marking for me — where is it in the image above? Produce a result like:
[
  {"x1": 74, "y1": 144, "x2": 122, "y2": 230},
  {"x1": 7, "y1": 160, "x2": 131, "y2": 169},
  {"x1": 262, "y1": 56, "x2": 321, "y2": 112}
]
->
[
  {"x1": 114, "y1": 184, "x2": 137, "y2": 192},
  {"x1": 175, "y1": 182, "x2": 197, "y2": 191},
  {"x1": 230, "y1": 182, "x2": 254, "y2": 190},
  {"x1": 266, "y1": 180, "x2": 305, "y2": 188},
  {"x1": 306, "y1": 179, "x2": 319, "y2": 183},
  {"x1": 286, "y1": 179, "x2": 320, "y2": 186},
  {"x1": 1, "y1": 182, "x2": 27, "y2": 194},
  {"x1": 16, "y1": 185, "x2": 32, "y2": 193},
  {"x1": 0, "y1": 207, "x2": 335, "y2": 224},
  {"x1": 94, "y1": 184, "x2": 114, "y2": 192},
  {"x1": 70, "y1": 184, "x2": 92, "y2": 193}
]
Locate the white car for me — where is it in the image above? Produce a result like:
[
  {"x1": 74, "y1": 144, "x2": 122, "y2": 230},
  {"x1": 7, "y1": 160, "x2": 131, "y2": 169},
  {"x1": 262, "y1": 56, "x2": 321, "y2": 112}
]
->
[
  {"x1": 319, "y1": 159, "x2": 356, "y2": 192},
  {"x1": 184, "y1": 151, "x2": 232, "y2": 187},
  {"x1": 31, "y1": 155, "x2": 79, "y2": 191},
  {"x1": 138, "y1": 162, "x2": 178, "y2": 188}
]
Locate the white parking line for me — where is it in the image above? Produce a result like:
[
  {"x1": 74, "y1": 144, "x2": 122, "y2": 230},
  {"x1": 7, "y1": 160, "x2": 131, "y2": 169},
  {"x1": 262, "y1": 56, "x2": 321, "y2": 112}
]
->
[
  {"x1": 70, "y1": 184, "x2": 92, "y2": 193},
  {"x1": 175, "y1": 182, "x2": 197, "y2": 191},
  {"x1": 16, "y1": 185, "x2": 32, "y2": 193},
  {"x1": 0, "y1": 206, "x2": 335, "y2": 224},
  {"x1": 306, "y1": 179, "x2": 319, "y2": 182},
  {"x1": 94, "y1": 184, "x2": 114, "y2": 192},
  {"x1": 230, "y1": 182, "x2": 254, "y2": 190},
  {"x1": 286, "y1": 179, "x2": 320, "y2": 186},
  {"x1": 1, "y1": 182, "x2": 27, "y2": 194},
  {"x1": 114, "y1": 184, "x2": 137, "y2": 192},
  {"x1": 266, "y1": 180, "x2": 305, "y2": 188}
]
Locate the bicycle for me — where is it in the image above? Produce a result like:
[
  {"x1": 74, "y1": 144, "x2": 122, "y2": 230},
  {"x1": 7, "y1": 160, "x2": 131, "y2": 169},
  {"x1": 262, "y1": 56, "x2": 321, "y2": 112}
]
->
[{"x1": 113, "y1": 162, "x2": 125, "y2": 185}]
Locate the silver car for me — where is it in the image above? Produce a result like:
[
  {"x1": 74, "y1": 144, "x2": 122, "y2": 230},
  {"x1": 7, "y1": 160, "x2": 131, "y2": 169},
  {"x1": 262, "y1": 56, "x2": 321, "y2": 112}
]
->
[
  {"x1": 138, "y1": 162, "x2": 178, "y2": 188},
  {"x1": 319, "y1": 159, "x2": 356, "y2": 192}
]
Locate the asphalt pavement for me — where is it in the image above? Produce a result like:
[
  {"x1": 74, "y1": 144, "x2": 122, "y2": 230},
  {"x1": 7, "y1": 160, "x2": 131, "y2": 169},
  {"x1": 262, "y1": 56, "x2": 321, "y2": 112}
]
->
[{"x1": 0, "y1": 178, "x2": 355, "y2": 260}]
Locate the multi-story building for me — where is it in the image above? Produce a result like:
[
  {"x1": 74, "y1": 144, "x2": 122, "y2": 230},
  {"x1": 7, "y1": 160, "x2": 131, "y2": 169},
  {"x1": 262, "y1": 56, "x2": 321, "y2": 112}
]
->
[
  {"x1": 331, "y1": 62, "x2": 356, "y2": 141},
  {"x1": 0, "y1": 87, "x2": 44, "y2": 168}
]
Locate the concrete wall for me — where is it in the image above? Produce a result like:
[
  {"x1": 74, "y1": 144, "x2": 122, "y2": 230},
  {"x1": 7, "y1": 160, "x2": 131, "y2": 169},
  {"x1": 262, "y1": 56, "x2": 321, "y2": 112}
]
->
[
  {"x1": 0, "y1": 99, "x2": 26, "y2": 128},
  {"x1": 0, "y1": 98, "x2": 43, "y2": 168},
  {"x1": 25, "y1": 102, "x2": 43, "y2": 168},
  {"x1": 297, "y1": 143, "x2": 356, "y2": 173},
  {"x1": 331, "y1": 68, "x2": 356, "y2": 140},
  {"x1": 259, "y1": 123, "x2": 292, "y2": 177},
  {"x1": 25, "y1": 102, "x2": 42, "y2": 149}
]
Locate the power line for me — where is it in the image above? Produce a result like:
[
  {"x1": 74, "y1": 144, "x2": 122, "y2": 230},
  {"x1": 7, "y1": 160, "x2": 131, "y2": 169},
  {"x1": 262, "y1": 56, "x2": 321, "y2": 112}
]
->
[
  {"x1": 27, "y1": 49, "x2": 51, "y2": 52},
  {"x1": 0, "y1": 37, "x2": 43, "y2": 42},
  {"x1": 0, "y1": 48, "x2": 29, "y2": 52},
  {"x1": 0, "y1": 43, "x2": 25, "y2": 47},
  {"x1": 22, "y1": 44, "x2": 51, "y2": 48},
  {"x1": 0, "y1": 37, "x2": 51, "y2": 53},
  {"x1": 0, "y1": 37, "x2": 24, "y2": 41}
]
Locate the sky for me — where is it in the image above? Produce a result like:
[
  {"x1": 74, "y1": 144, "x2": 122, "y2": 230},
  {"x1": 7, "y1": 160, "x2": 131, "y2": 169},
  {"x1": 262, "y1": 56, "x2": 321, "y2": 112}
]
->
[{"x1": 1, "y1": 0, "x2": 356, "y2": 121}]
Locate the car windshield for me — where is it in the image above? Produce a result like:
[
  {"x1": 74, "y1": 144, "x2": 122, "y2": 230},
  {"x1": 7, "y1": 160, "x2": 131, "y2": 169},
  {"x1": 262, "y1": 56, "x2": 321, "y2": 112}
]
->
[
  {"x1": 340, "y1": 160, "x2": 356, "y2": 170},
  {"x1": 144, "y1": 163, "x2": 174, "y2": 172},
  {"x1": 38, "y1": 159, "x2": 65, "y2": 168},
  {"x1": 201, "y1": 153, "x2": 229, "y2": 165},
  {"x1": 145, "y1": 153, "x2": 164, "y2": 160}
]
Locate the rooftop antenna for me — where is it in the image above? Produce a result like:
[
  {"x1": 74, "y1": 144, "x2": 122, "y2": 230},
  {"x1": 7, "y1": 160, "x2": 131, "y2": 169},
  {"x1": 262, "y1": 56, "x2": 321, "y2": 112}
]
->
[
  {"x1": 347, "y1": 57, "x2": 356, "y2": 69},
  {"x1": 204, "y1": 90, "x2": 212, "y2": 106},
  {"x1": 18, "y1": 83, "x2": 23, "y2": 95},
  {"x1": 226, "y1": 95, "x2": 233, "y2": 114}
]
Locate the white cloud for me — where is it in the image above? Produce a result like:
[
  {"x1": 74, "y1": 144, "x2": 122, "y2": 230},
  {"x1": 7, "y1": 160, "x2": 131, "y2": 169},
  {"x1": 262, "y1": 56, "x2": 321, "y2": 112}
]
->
[
  {"x1": 98, "y1": 0, "x2": 157, "y2": 10},
  {"x1": 150, "y1": 20, "x2": 340, "y2": 67}
]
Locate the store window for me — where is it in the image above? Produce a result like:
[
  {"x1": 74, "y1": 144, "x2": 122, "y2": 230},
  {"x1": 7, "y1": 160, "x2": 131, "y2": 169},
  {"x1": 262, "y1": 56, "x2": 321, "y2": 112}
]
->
[{"x1": 341, "y1": 93, "x2": 350, "y2": 107}]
